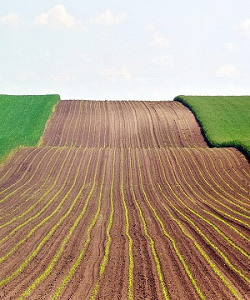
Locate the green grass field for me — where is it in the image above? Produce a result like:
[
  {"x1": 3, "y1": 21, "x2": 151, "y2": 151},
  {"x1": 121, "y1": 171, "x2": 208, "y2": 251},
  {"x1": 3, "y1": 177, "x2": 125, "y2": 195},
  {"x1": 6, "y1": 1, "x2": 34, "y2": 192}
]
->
[
  {"x1": 174, "y1": 95, "x2": 250, "y2": 159},
  {"x1": 0, "y1": 94, "x2": 60, "y2": 161}
]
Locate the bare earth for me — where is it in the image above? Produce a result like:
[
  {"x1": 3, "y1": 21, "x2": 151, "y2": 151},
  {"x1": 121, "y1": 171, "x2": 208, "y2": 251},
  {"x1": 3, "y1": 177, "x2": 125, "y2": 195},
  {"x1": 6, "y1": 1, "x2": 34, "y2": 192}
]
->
[{"x1": 0, "y1": 100, "x2": 250, "y2": 299}]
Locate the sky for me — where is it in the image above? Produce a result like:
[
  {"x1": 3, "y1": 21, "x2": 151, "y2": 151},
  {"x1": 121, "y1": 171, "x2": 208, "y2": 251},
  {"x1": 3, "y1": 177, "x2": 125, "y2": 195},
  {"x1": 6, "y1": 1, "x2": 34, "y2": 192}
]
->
[{"x1": 0, "y1": 1, "x2": 250, "y2": 100}]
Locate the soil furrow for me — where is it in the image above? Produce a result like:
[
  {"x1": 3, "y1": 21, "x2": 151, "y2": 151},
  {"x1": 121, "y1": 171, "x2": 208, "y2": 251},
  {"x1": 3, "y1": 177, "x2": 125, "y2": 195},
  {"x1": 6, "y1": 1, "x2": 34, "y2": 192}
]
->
[{"x1": 0, "y1": 100, "x2": 249, "y2": 299}]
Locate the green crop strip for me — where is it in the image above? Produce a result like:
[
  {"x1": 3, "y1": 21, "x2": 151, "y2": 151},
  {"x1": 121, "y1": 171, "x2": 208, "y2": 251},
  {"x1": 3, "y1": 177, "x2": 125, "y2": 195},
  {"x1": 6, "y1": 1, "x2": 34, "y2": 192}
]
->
[
  {"x1": 158, "y1": 184, "x2": 250, "y2": 284},
  {"x1": 184, "y1": 147, "x2": 250, "y2": 211},
  {"x1": 0, "y1": 148, "x2": 28, "y2": 183},
  {"x1": 158, "y1": 184, "x2": 242, "y2": 300},
  {"x1": 158, "y1": 184, "x2": 241, "y2": 299},
  {"x1": 0, "y1": 147, "x2": 46, "y2": 202},
  {"x1": 204, "y1": 210, "x2": 250, "y2": 243},
  {"x1": 202, "y1": 148, "x2": 249, "y2": 197},
  {"x1": 9, "y1": 147, "x2": 95, "y2": 298},
  {"x1": 219, "y1": 158, "x2": 247, "y2": 192},
  {"x1": 160, "y1": 102, "x2": 176, "y2": 147},
  {"x1": 207, "y1": 149, "x2": 243, "y2": 187},
  {"x1": 143, "y1": 108, "x2": 155, "y2": 147},
  {"x1": 153, "y1": 148, "x2": 248, "y2": 297},
  {"x1": 179, "y1": 148, "x2": 250, "y2": 218},
  {"x1": 57, "y1": 102, "x2": 74, "y2": 147},
  {"x1": 162, "y1": 148, "x2": 250, "y2": 263},
  {"x1": 218, "y1": 149, "x2": 245, "y2": 182},
  {"x1": 166, "y1": 147, "x2": 250, "y2": 230},
  {"x1": 0, "y1": 148, "x2": 56, "y2": 204},
  {"x1": 134, "y1": 101, "x2": 157, "y2": 148},
  {"x1": 142, "y1": 101, "x2": 162, "y2": 148},
  {"x1": 66, "y1": 101, "x2": 77, "y2": 147},
  {"x1": 0, "y1": 149, "x2": 83, "y2": 267},
  {"x1": 158, "y1": 106, "x2": 178, "y2": 147},
  {"x1": 0, "y1": 147, "x2": 93, "y2": 284},
  {"x1": 102, "y1": 101, "x2": 107, "y2": 148},
  {"x1": 71, "y1": 101, "x2": 83, "y2": 147},
  {"x1": 0, "y1": 147, "x2": 74, "y2": 247},
  {"x1": 106, "y1": 101, "x2": 112, "y2": 148},
  {"x1": 83, "y1": 101, "x2": 89, "y2": 147},
  {"x1": 79, "y1": 101, "x2": 88, "y2": 148},
  {"x1": 97, "y1": 102, "x2": 101, "y2": 148},
  {"x1": 92, "y1": 102, "x2": 97, "y2": 147},
  {"x1": 63, "y1": 101, "x2": 76, "y2": 146},
  {"x1": 18, "y1": 150, "x2": 58, "y2": 199},
  {"x1": 90, "y1": 147, "x2": 116, "y2": 299},
  {"x1": 69, "y1": 101, "x2": 79, "y2": 147},
  {"x1": 21, "y1": 148, "x2": 62, "y2": 201},
  {"x1": 80, "y1": 101, "x2": 88, "y2": 148},
  {"x1": 0, "y1": 147, "x2": 62, "y2": 229},
  {"x1": 114, "y1": 101, "x2": 124, "y2": 148},
  {"x1": 150, "y1": 147, "x2": 243, "y2": 298},
  {"x1": 132, "y1": 148, "x2": 169, "y2": 299},
  {"x1": 175, "y1": 100, "x2": 204, "y2": 148},
  {"x1": 135, "y1": 148, "x2": 204, "y2": 299},
  {"x1": 126, "y1": 101, "x2": 141, "y2": 148},
  {"x1": 51, "y1": 148, "x2": 107, "y2": 300},
  {"x1": 20, "y1": 149, "x2": 106, "y2": 299},
  {"x1": 44, "y1": 103, "x2": 64, "y2": 147},
  {"x1": 167, "y1": 146, "x2": 250, "y2": 224},
  {"x1": 117, "y1": 101, "x2": 125, "y2": 147},
  {"x1": 85, "y1": 101, "x2": 92, "y2": 148},
  {"x1": 121, "y1": 147, "x2": 134, "y2": 300},
  {"x1": 136, "y1": 102, "x2": 146, "y2": 148},
  {"x1": 166, "y1": 147, "x2": 250, "y2": 253}
]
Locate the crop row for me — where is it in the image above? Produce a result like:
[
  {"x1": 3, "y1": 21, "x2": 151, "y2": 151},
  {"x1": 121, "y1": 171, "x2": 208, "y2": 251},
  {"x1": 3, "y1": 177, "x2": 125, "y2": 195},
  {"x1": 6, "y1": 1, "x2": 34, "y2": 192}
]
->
[
  {"x1": 41, "y1": 100, "x2": 207, "y2": 149},
  {"x1": 1, "y1": 99, "x2": 250, "y2": 299},
  {"x1": 0, "y1": 144, "x2": 250, "y2": 299}
]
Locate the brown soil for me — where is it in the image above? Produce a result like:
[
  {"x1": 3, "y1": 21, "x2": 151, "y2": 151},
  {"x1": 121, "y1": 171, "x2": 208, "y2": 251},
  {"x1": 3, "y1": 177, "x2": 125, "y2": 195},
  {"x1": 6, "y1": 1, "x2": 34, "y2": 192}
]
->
[{"x1": 0, "y1": 100, "x2": 250, "y2": 300}]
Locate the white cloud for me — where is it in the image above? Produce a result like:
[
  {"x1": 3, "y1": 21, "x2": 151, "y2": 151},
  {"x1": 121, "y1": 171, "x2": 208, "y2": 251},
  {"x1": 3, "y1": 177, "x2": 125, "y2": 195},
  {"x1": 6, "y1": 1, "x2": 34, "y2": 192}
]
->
[
  {"x1": 153, "y1": 54, "x2": 173, "y2": 66},
  {"x1": 18, "y1": 72, "x2": 35, "y2": 81},
  {"x1": 103, "y1": 67, "x2": 117, "y2": 76},
  {"x1": 1, "y1": 12, "x2": 21, "y2": 29},
  {"x1": 89, "y1": 10, "x2": 128, "y2": 26},
  {"x1": 145, "y1": 23, "x2": 156, "y2": 32},
  {"x1": 217, "y1": 65, "x2": 239, "y2": 77},
  {"x1": 33, "y1": 5, "x2": 85, "y2": 30},
  {"x1": 153, "y1": 34, "x2": 169, "y2": 47},
  {"x1": 239, "y1": 19, "x2": 250, "y2": 31},
  {"x1": 121, "y1": 66, "x2": 131, "y2": 80},
  {"x1": 146, "y1": 23, "x2": 169, "y2": 48},
  {"x1": 103, "y1": 65, "x2": 131, "y2": 81},
  {"x1": 81, "y1": 54, "x2": 92, "y2": 63},
  {"x1": 237, "y1": 19, "x2": 250, "y2": 38},
  {"x1": 53, "y1": 74, "x2": 70, "y2": 84},
  {"x1": 224, "y1": 42, "x2": 239, "y2": 52},
  {"x1": 42, "y1": 50, "x2": 51, "y2": 60}
]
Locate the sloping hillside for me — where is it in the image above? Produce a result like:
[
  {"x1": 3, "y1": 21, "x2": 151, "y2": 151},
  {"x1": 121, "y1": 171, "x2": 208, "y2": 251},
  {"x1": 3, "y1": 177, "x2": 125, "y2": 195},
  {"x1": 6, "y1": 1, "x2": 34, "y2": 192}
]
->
[
  {"x1": 0, "y1": 100, "x2": 249, "y2": 299},
  {"x1": 175, "y1": 95, "x2": 250, "y2": 159},
  {"x1": 0, "y1": 94, "x2": 60, "y2": 161}
]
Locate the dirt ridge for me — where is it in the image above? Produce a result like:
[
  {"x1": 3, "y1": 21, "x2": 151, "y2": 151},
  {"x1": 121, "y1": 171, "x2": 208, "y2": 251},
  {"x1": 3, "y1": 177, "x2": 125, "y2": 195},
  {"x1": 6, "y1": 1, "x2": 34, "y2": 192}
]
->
[{"x1": 0, "y1": 100, "x2": 249, "y2": 299}]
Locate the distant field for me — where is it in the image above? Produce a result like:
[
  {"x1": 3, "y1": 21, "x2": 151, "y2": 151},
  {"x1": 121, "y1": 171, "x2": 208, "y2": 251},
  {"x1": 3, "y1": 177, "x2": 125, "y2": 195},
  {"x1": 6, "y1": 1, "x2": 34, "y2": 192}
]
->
[
  {"x1": 174, "y1": 95, "x2": 250, "y2": 159},
  {"x1": 1, "y1": 100, "x2": 250, "y2": 299},
  {"x1": 0, "y1": 94, "x2": 60, "y2": 161}
]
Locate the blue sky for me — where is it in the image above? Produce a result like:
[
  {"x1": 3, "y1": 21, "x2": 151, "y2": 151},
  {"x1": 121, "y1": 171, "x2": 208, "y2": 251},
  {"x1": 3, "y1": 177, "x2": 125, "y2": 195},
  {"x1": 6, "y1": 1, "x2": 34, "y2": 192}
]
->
[{"x1": 1, "y1": 1, "x2": 250, "y2": 100}]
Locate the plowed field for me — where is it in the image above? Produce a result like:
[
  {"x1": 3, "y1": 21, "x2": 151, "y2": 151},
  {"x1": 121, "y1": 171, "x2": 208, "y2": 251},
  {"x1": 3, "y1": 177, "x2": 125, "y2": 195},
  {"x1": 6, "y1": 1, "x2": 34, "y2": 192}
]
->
[{"x1": 0, "y1": 100, "x2": 250, "y2": 299}]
